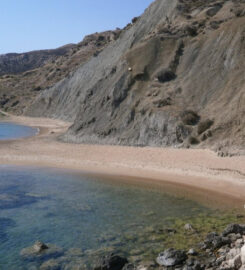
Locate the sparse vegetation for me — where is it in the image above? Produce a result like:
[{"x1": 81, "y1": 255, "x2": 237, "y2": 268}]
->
[
  {"x1": 197, "y1": 119, "x2": 214, "y2": 135},
  {"x1": 181, "y1": 110, "x2": 200, "y2": 126},
  {"x1": 188, "y1": 136, "x2": 200, "y2": 145},
  {"x1": 156, "y1": 69, "x2": 176, "y2": 83}
]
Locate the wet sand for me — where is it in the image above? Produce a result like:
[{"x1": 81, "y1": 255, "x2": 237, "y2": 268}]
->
[{"x1": 0, "y1": 112, "x2": 245, "y2": 209}]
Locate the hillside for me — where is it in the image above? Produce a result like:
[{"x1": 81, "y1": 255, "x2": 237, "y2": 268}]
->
[
  {"x1": 0, "y1": 30, "x2": 121, "y2": 114},
  {"x1": 7, "y1": 0, "x2": 245, "y2": 153},
  {"x1": 0, "y1": 44, "x2": 75, "y2": 76}
]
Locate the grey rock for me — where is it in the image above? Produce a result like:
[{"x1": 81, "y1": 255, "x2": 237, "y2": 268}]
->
[
  {"x1": 222, "y1": 224, "x2": 245, "y2": 237},
  {"x1": 94, "y1": 253, "x2": 128, "y2": 270},
  {"x1": 203, "y1": 232, "x2": 231, "y2": 250},
  {"x1": 122, "y1": 263, "x2": 136, "y2": 270},
  {"x1": 184, "y1": 224, "x2": 195, "y2": 232},
  {"x1": 187, "y1": 249, "x2": 198, "y2": 256},
  {"x1": 40, "y1": 259, "x2": 61, "y2": 270},
  {"x1": 33, "y1": 241, "x2": 48, "y2": 252},
  {"x1": 20, "y1": 242, "x2": 63, "y2": 261},
  {"x1": 156, "y1": 248, "x2": 187, "y2": 267}
]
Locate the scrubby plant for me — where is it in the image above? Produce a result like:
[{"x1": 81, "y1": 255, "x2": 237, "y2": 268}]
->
[
  {"x1": 197, "y1": 119, "x2": 214, "y2": 135},
  {"x1": 181, "y1": 110, "x2": 200, "y2": 125},
  {"x1": 188, "y1": 136, "x2": 200, "y2": 145},
  {"x1": 156, "y1": 69, "x2": 176, "y2": 83}
]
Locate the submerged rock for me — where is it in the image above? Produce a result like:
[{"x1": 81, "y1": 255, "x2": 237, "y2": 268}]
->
[
  {"x1": 156, "y1": 248, "x2": 187, "y2": 267},
  {"x1": 20, "y1": 241, "x2": 63, "y2": 261},
  {"x1": 94, "y1": 253, "x2": 128, "y2": 270},
  {"x1": 187, "y1": 248, "x2": 198, "y2": 256},
  {"x1": 40, "y1": 259, "x2": 61, "y2": 270},
  {"x1": 33, "y1": 241, "x2": 49, "y2": 252}
]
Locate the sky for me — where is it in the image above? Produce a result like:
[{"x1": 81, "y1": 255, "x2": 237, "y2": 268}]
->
[{"x1": 0, "y1": 0, "x2": 154, "y2": 54}]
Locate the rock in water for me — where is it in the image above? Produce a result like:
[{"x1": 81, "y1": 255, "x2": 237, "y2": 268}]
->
[
  {"x1": 20, "y1": 242, "x2": 63, "y2": 261},
  {"x1": 94, "y1": 253, "x2": 128, "y2": 270},
  {"x1": 33, "y1": 241, "x2": 49, "y2": 252},
  {"x1": 187, "y1": 248, "x2": 198, "y2": 256},
  {"x1": 156, "y1": 248, "x2": 187, "y2": 267},
  {"x1": 25, "y1": 0, "x2": 245, "y2": 153}
]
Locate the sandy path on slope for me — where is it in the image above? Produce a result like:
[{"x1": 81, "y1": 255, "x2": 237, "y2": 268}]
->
[{"x1": 0, "y1": 113, "x2": 245, "y2": 208}]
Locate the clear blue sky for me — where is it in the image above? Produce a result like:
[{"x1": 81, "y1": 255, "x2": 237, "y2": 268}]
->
[{"x1": 0, "y1": 0, "x2": 154, "y2": 54}]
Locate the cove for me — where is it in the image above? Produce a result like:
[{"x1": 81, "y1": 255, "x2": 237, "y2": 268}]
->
[
  {"x1": 0, "y1": 166, "x2": 242, "y2": 269},
  {"x1": 0, "y1": 122, "x2": 38, "y2": 140}
]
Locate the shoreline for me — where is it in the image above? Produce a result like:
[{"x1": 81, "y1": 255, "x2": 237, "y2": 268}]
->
[{"x1": 0, "y1": 113, "x2": 245, "y2": 210}]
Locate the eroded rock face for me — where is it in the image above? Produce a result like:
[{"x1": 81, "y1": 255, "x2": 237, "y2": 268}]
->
[
  {"x1": 18, "y1": 223, "x2": 245, "y2": 270},
  {"x1": 25, "y1": 0, "x2": 245, "y2": 152}
]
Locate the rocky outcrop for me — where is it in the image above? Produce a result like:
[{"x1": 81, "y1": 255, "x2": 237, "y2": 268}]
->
[
  {"x1": 156, "y1": 248, "x2": 187, "y2": 267},
  {"x1": 19, "y1": 224, "x2": 245, "y2": 270},
  {"x1": 153, "y1": 224, "x2": 245, "y2": 269},
  {"x1": 25, "y1": 0, "x2": 245, "y2": 153},
  {"x1": 20, "y1": 241, "x2": 64, "y2": 261}
]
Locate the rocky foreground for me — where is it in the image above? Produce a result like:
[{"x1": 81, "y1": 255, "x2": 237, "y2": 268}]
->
[{"x1": 21, "y1": 224, "x2": 245, "y2": 270}]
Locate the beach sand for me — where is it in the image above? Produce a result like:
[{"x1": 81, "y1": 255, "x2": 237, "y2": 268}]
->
[{"x1": 0, "y1": 113, "x2": 245, "y2": 208}]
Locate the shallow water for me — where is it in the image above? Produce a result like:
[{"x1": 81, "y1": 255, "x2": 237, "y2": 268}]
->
[
  {"x1": 0, "y1": 122, "x2": 38, "y2": 140},
  {"x1": 0, "y1": 166, "x2": 240, "y2": 269}
]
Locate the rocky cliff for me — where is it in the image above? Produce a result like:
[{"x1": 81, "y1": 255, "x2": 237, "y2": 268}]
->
[{"x1": 23, "y1": 0, "x2": 245, "y2": 153}]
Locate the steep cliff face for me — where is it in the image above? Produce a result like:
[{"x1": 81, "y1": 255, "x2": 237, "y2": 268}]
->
[{"x1": 26, "y1": 0, "x2": 245, "y2": 153}]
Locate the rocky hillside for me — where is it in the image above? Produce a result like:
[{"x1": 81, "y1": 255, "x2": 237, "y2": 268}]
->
[
  {"x1": 0, "y1": 30, "x2": 121, "y2": 114},
  {"x1": 21, "y1": 0, "x2": 245, "y2": 153},
  {"x1": 0, "y1": 44, "x2": 75, "y2": 76}
]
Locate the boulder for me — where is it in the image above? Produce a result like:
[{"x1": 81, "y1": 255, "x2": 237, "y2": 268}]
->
[
  {"x1": 156, "y1": 248, "x2": 187, "y2": 267},
  {"x1": 222, "y1": 224, "x2": 245, "y2": 237},
  {"x1": 40, "y1": 259, "x2": 61, "y2": 270},
  {"x1": 220, "y1": 254, "x2": 242, "y2": 270},
  {"x1": 20, "y1": 242, "x2": 63, "y2": 261},
  {"x1": 241, "y1": 244, "x2": 245, "y2": 265},
  {"x1": 235, "y1": 239, "x2": 244, "y2": 248},
  {"x1": 33, "y1": 241, "x2": 48, "y2": 252},
  {"x1": 184, "y1": 224, "x2": 195, "y2": 232},
  {"x1": 187, "y1": 248, "x2": 198, "y2": 256},
  {"x1": 204, "y1": 232, "x2": 230, "y2": 249},
  {"x1": 94, "y1": 253, "x2": 128, "y2": 270}
]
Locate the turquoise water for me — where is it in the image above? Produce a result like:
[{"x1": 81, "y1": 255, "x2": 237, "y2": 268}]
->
[
  {"x1": 0, "y1": 166, "x2": 217, "y2": 269},
  {"x1": 0, "y1": 122, "x2": 38, "y2": 140}
]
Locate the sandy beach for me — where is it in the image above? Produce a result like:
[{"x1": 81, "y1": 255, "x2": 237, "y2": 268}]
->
[{"x1": 0, "y1": 112, "x2": 245, "y2": 208}]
